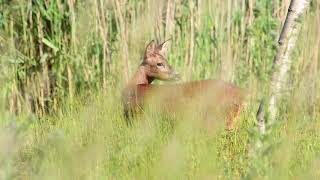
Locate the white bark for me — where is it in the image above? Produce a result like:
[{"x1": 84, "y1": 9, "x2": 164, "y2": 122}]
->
[{"x1": 257, "y1": 0, "x2": 310, "y2": 133}]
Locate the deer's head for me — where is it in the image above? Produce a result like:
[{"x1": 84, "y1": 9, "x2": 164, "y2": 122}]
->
[{"x1": 141, "y1": 40, "x2": 180, "y2": 81}]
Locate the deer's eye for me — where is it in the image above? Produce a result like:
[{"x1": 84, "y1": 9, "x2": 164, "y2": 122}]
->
[{"x1": 156, "y1": 63, "x2": 164, "y2": 67}]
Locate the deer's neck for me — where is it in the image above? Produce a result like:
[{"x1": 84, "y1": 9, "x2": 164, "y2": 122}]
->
[{"x1": 129, "y1": 66, "x2": 154, "y2": 86}]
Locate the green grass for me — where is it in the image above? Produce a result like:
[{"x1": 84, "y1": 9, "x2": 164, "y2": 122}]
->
[
  {"x1": 1, "y1": 87, "x2": 319, "y2": 179},
  {"x1": 0, "y1": 0, "x2": 320, "y2": 179}
]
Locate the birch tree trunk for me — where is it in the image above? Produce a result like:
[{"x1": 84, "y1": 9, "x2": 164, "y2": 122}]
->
[{"x1": 257, "y1": 0, "x2": 310, "y2": 134}]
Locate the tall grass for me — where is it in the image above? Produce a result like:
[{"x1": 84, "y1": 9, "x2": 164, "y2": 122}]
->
[
  {"x1": 0, "y1": 0, "x2": 284, "y2": 115},
  {"x1": 0, "y1": 0, "x2": 319, "y2": 179}
]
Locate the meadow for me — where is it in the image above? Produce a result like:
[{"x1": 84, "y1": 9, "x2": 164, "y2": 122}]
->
[{"x1": 0, "y1": 0, "x2": 319, "y2": 179}]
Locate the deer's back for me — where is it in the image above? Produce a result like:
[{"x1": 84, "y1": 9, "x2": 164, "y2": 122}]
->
[{"x1": 122, "y1": 79, "x2": 247, "y2": 119}]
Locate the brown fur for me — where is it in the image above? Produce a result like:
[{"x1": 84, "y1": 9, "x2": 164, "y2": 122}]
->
[{"x1": 122, "y1": 40, "x2": 247, "y2": 129}]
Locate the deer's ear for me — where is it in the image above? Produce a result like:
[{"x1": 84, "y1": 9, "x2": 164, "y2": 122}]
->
[
  {"x1": 157, "y1": 40, "x2": 170, "y2": 58},
  {"x1": 144, "y1": 40, "x2": 157, "y2": 57}
]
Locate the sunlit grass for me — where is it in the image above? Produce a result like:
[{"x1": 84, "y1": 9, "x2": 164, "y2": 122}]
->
[
  {"x1": 0, "y1": 0, "x2": 319, "y2": 179},
  {"x1": 0, "y1": 85, "x2": 319, "y2": 179}
]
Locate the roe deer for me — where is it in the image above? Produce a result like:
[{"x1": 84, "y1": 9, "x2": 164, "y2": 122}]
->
[{"x1": 122, "y1": 40, "x2": 247, "y2": 129}]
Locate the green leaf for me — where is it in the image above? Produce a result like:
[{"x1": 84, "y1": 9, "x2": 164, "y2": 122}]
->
[
  {"x1": 8, "y1": 58, "x2": 24, "y2": 64},
  {"x1": 42, "y1": 38, "x2": 59, "y2": 53}
]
